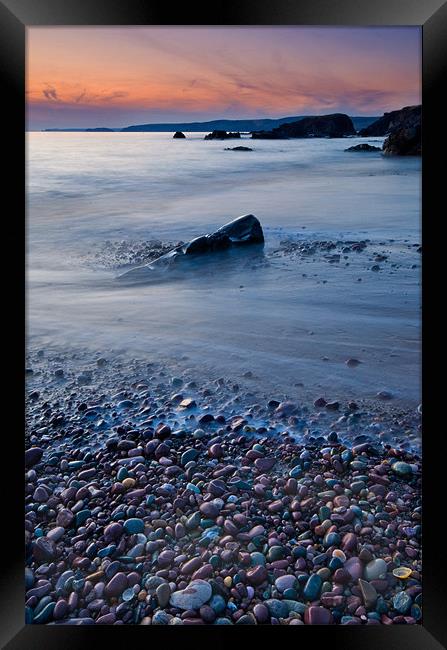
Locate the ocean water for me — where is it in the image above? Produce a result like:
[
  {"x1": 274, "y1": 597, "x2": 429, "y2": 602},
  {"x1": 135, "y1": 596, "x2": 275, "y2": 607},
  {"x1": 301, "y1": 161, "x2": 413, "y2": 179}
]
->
[{"x1": 27, "y1": 132, "x2": 421, "y2": 404}]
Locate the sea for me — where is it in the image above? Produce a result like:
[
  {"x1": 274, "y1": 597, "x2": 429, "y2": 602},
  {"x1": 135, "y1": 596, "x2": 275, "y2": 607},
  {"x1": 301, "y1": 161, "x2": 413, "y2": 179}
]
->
[{"x1": 26, "y1": 132, "x2": 421, "y2": 405}]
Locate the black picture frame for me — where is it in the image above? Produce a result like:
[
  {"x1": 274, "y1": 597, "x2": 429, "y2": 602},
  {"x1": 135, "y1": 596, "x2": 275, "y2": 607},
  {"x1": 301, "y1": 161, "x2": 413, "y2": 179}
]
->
[{"x1": 1, "y1": 0, "x2": 445, "y2": 648}]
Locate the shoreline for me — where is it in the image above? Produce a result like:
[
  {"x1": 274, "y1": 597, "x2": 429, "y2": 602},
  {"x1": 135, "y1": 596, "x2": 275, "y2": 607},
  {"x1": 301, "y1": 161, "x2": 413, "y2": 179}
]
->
[{"x1": 25, "y1": 350, "x2": 422, "y2": 625}]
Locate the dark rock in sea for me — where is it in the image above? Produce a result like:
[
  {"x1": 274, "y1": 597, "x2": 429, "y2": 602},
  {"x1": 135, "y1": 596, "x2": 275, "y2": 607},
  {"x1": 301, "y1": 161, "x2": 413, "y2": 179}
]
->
[
  {"x1": 345, "y1": 143, "x2": 381, "y2": 152},
  {"x1": 119, "y1": 214, "x2": 264, "y2": 281},
  {"x1": 204, "y1": 130, "x2": 241, "y2": 140},
  {"x1": 383, "y1": 124, "x2": 421, "y2": 156},
  {"x1": 224, "y1": 146, "x2": 253, "y2": 151},
  {"x1": 173, "y1": 131, "x2": 186, "y2": 139},
  {"x1": 359, "y1": 105, "x2": 420, "y2": 137},
  {"x1": 359, "y1": 105, "x2": 421, "y2": 156},
  {"x1": 253, "y1": 113, "x2": 356, "y2": 139},
  {"x1": 251, "y1": 130, "x2": 288, "y2": 139}
]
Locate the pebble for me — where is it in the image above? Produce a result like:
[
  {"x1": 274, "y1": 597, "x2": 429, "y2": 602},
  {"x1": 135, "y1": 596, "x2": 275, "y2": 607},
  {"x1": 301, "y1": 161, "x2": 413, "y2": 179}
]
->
[
  {"x1": 364, "y1": 559, "x2": 388, "y2": 581},
  {"x1": 169, "y1": 580, "x2": 212, "y2": 610},
  {"x1": 25, "y1": 354, "x2": 422, "y2": 627}
]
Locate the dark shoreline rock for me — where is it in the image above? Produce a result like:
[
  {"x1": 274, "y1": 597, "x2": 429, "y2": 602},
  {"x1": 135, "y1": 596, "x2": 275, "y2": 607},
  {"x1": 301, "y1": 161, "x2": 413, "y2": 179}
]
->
[
  {"x1": 252, "y1": 113, "x2": 356, "y2": 139},
  {"x1": 173, "y1": 131, "x2": 186, "y2": 139},
  {"x1": 345, "y1": 143, "x2": 381, "y2": 152},
  {"x1": 359, "y1": 105, "x2": 421, "y2": 156},
  {"x1": 224, "y1": 146, "x2": 253, "y2": 151},
  {"x1": 359, "y1": 105, "x2": 421, "y2": 137},
  {"x1": 205, "y1": 130, "x2": 241, "y2": 140}
]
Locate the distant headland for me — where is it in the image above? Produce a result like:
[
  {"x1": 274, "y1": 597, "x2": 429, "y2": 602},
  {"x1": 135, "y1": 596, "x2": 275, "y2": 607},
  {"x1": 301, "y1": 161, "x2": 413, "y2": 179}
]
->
[{"x1": 39, "y1": 114, "x2": 379, "y2": 133}]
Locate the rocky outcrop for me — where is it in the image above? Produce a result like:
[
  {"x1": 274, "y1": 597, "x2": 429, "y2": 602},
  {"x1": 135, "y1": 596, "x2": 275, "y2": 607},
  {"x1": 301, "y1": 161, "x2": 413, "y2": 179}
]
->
[
  {"x1": 224, "y1": 146, "x2": 253, "y2": 151},
  {"x1": 382, "y1": 125, "x2": 421, "y2": 155},
  {"x1": 252, "y1": 113, "x2": 356, "y2": 139},
  {"x1": 251, "y1": 130, "x2": 288, "y2": 140},
  {"x1": 345, "y1": 143, "x2": 381, "y2": 152},
  {"x1": 173, "y1": 131, "x2": 186, "y2": 138},
  {"x1": 119, "y1": 214, "x2": 264, "y2": 281},
  {"x1": 204, "y1": 130, "x2": 241, "y2": 140},
  {"x1": 359, "y1": 105, "x2": 421, "y2": 137}
]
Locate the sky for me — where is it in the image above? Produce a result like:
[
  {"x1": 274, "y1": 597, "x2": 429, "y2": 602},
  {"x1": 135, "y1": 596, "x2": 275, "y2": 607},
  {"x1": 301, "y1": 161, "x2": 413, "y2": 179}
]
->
[{"x1": 26, "y1": 26, "x2": 421, "y2": 130}]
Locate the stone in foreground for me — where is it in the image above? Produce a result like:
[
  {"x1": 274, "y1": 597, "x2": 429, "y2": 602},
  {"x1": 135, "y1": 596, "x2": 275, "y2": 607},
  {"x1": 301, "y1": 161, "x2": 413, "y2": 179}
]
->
[{"x1": 169, "y1": 580, "x2": 212, "y2": 610}]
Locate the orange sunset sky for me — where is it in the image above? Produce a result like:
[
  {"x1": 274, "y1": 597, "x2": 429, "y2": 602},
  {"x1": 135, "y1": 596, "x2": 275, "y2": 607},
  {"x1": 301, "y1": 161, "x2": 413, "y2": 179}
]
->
[{"x1": 26, "y1": 26, "x2": 421, "y2": 129}]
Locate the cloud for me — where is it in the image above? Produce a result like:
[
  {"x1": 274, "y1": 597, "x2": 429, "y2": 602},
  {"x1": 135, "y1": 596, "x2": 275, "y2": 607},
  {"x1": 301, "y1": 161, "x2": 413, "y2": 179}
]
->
[{"x1": 42, "y1": 85, "x2": 59, "y2": 102}]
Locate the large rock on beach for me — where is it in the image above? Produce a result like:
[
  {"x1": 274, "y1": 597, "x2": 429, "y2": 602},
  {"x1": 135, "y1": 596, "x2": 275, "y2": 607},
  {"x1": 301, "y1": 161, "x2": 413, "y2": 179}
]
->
[
  {"x1": 119, "y1": 214, "x2": 264, "y2": 281},
  {"x1": 173, "y1": 131, "x2": 186, "y2": 138}
]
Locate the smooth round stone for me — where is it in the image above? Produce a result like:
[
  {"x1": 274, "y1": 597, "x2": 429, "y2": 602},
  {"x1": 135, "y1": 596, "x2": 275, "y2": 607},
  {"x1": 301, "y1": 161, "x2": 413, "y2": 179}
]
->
[
  {"x1": 303, "y1": 574, "x2": 322, "y2": 601},
  {"x1": 324, "y1": 532, "x2": 341, "y2": 548},
  {"x1": 104, "y1": 572, "x2": 128, "y2": 598},
  {"x1": 209, "y1": 444, "x2": 223, "y2": 459},
  {"x1": 392, "y1": 462, "x2": 413, "y2": 476},
  {"x1": 275, "y1": 575, "x2": 297, "y2": 593},
  {"x1": 181, "y1": 449, "x2": 199, "y2": 466},
  {"x1": 122, "y1": 588, "x2": 136, "y2": 602},
  {"x1": 250, "y1": 552, "x2": 266, "y2": 566},
  {"x1": 209, "y1": 594, "x2": 226, "y2": 614},
  {"x1": 215, "y1": 617, "x2": 232, "y2": 625},
  {"x1": 33, "y1": 537, "x2": 56, "y2": 563},
  {"x1": 25, "y1": 447, "x2": 44, "y2": 468},
  {"x1": 156, "y1": 582, "x2": 171, "y2": 608},
  {"x1": 181, "y1": 557, "x2": 203, "y2": 575},
  {"x1": 75, "y1": 510, "x2": 91, "y2": 527},
  {"x1": 46, "y1": 526, "x2": 65, "y2": 543},
  {"x1": 283, "y1": 588, "x2": 298, "y2": 600},
  {"x1": 33, "y1": 602, "x2": 55, "y2": 624},
  {"x1": 200, "y1": 502, "x2": 220, "y2": 519},
  {"x1": 33, "y1": 486, "x2": 49, "y2": 503},
  {"x1": 236, "y1": 614, "x2": 256, "y2": 625},
  {"x1": 200, "y1": 605, "x2": 216, "y2": 623},
  {"x1": 56, "y1": 509, "x2": 74, "y2": 528},
  {"x1": 153, "y1": 610, "x2": 170, "y2": 625},
  {"x1": 333, "y1": 549, "x2": 346, "y2": 563},
  {"x1": 253, "y1": 603, "x2": 269, "y2": 623},
  {"x1": 267, "y1": 546, "x2": 284, "y2": 562},
  {"x1": 364, "y1": 559, "x2": 388, "y2": 581},
  {"x1": 393, "y1": 591, "x2": 412, "y2": 614},
  {"x1": 53, "y1": 599, "x2": 68, "y2": 620},
  {"x1": 289, "y1": 466, "x2": 302, "y2": 479},
  {"x1": 186, "y1": 512, "x2": 201, "y2": 530},
  {"x1": 246, "y1": 566, "x2": 268, "y2": 586},
  {"x1": 304, "y1": 605, "x2": 333, "y2": 625},
  {"x1": 342, "y1": 533, "x2": 358, "y2": 552},
  {"x1": 329, "y1": 557, "x2": 344, "y2": 572},
  {"x1": 265, "y1": 599, "x2": 289, "y2": 619},
  {"x1": 344, "y1": 557, "x2": 363, "y2": 581},
  {"x1": 123, "y1": 518, "x2": 144, "y2": 534},
  {"x1": 169, "y1": 580, "x2": 212, "y2": 610}
]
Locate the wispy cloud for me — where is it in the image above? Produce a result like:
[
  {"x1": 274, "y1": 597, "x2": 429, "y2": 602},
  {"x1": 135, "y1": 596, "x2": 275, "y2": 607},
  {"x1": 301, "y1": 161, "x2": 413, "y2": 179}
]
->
[{"x1": 42, "y1": 85, "x2": 59, "y2": 102}]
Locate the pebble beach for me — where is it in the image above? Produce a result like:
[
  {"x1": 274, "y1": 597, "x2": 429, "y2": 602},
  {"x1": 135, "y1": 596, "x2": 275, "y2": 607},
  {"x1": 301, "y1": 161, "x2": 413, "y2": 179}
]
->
[{"x1": 25, "y1": 350, "x2": 422, "y2": 626}]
